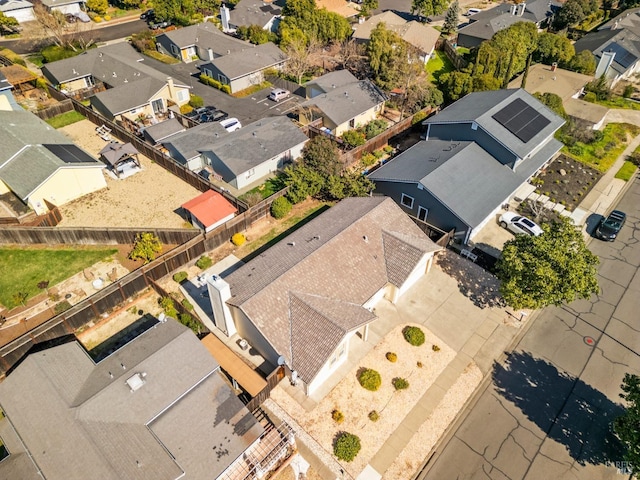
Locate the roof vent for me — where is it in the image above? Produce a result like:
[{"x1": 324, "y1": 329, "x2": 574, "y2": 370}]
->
[
  {"x1": 120, "y1": 362, "x2": 126, "y2": 370},
  {"x1": 287, "y1": 241, "x2": 296, "y2": 246},
  {"x1": 126, "y1": 372, "x2": 147, "y2": 392},
  {"x1": 72, "y1": 68, "x2": 78, "y2": 75},
  {"x1": 253, "y1": 131, "x2": 257, "y2": 136},
  {"x1": 363, "y1": 235, "x2": 369, "y2": 242},
  {"x1": 108, "y1": 371, "x2": 113, "y2": 378},
  {"x1": 344, "y1": 92, "x2": 348, "y2": 97},
  {"x1": 112, "y1": 72, "x2": 117, "y2": 77}
]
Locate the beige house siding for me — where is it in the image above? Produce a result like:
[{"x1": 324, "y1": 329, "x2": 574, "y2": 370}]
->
[
  {"x1": 0, "y1": 179, "x2": 10, "y2": 195},
  {"x1": 28, "y1": 168, "x2": 106, "y2": 214},
  {"x1": 333, "y1": 105, "x2": 383, "y2": 136}
]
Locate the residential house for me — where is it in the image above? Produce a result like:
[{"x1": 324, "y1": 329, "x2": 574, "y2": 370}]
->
[
  {"x1": 206, "y1": 196, "x2": 442, "y2": 396},
  {"x1": 574, "y1": 18, "x2": 640, "y2": 87},
  {"x1": 155, "y1": 22, "x2": 248, "y2": 63},
  {"x1": 198, "y1": 42, "x2": 287, "y2": 94},
  {"x1": 0, "y1": 109, "x2": 106, "y2": 214},
  {"x1": 0, "y1": 0, "x2": 34, "y2": 22},
  {"x1": 369, "y1": 89, "x2": 565, "y2": 243},
  {"x1": 39, "y1": 0, "x2": 85, "y2": 14},
  {"x1": 456, "y1": 0, "x2": 555, "y2": 48},
  {"x1": 508, "y1": 63, "x2": 606, "y2": 129},
  {"x1": 41, "y1": 43, "x2": 191, "y2": 122},
  {"x1": 182, "y1": 189, "x2": 237, "y2": 232},
  {"x1": 199, "y1": 116, "x2": 308, "y2": 189},
  {"x1": 0, "y1": 319, "x2": 272, "y2": 480},
  {"x1": 352, "y1": 11, "x2": 441, "y2": 63},
  {"x1": 161, "y1": 122, "x2": 229, "y2": 171},
  {"x1": 223, "y1": 0, "x2": 285, "y2": 32},
  {"x1": 299, "y1": 70, "x2": 387, "y2": 136},
  {"x1": 0, "y1": 70, "x2": 20, "y2": 111}
]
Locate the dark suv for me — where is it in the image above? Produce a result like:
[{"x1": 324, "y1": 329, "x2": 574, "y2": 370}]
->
[{"x1": 595, "y1": 210, "x2": 626, "y2": 241}]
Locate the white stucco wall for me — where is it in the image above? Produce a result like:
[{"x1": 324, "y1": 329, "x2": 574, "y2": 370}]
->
[
  {"x1": 28, "y1": 167, "x2": 106, "y2": 214},
  {"x1": 307, "y1": 334, "x2": 353, "y2": 396}
]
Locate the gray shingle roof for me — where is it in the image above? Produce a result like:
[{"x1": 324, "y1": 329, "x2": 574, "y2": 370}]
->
[
  {"x1": 424, "y1": 89, "x2": 564, "y2": 159},
  {"x1": 92, "y1": 76, "x2": 167, "y2": 116},
  {"x1": 301, "y1": 79, "x2": 387, "y2": 127},
  {"x1": 369, "y1": 138, "x2": 562, "y2": 228},
  {"x1": 305, "y1": 70, "x2": 359, "y2": 95},
  {"x1": 599, "y1": 7, "x2": 640, "y2": 34},
  {"x1": 230, "y1": 0, "x2": 284, "y2": 28},
  {"x1": 225, "y1": 197, "x2": 441, "y2": 383},
  {"x1": 143, "y1": 117, "x2": 186, "y2": 144},
  {"x1": 0, "y1": 110, "x2": 102, "y2": 200},
  {"x1": 201, "y1": 116, "x2": 308, "y2": 176},
  {"x1": 203, "y1": 42, "x2": 287, "y2": 80},
  {"x1": 0, "y1": 319, "x2": 263, "y2": 480},
  {"x1": 457, "y1": 13, "x2": 527, "y2": 42},
  {"x1": 157, "y1": 22, "x2": 248, "y2": 56},
  {"x1": 162, "y1": 122, "x2": 229, "y2": 164}
]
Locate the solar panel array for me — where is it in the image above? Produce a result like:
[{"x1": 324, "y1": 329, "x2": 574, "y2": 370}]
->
[
  {"x1": 606, "y1": 42, "x2": 638, "y2": 69},
  {"x1": 491, "y1": 98, "x2": 551, "y2": 143},
  {"x1": 43, "y1": 144, "x2": 97, "y2": 164}
]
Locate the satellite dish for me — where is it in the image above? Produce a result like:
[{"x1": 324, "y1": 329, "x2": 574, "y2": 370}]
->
[{"x1": 277, "y1": 356, "x2": 286, "y2": 366}]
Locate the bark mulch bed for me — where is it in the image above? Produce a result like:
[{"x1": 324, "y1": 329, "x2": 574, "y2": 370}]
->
[{"x1": 527, "y1": 154, "x2": 602, "y2": 213}]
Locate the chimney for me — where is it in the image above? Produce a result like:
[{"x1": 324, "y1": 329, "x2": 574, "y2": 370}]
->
[
  {"x1": 221, "y1": 5, "x2": 231, "y2": 31},
  {"x1": 166, "y1": 76, "x2": 175, "y2": 99},
  {"x1": 510, "y1": 4, "x2": 517, "y2": 15},
  {"x1": 207, "y1": 48, "x2": 214, "y2": 61},
  {"x1": 207, "y1": 275, "x2": 236, "y2": 336},
  {"x1": 516, "y1": 2, "x2": 526, "y2": 16}
]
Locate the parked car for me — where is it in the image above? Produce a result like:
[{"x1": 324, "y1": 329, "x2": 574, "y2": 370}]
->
[
  {"x1": 200, "y1": 109, "x2": 228, "y2": 123},
  {"x1": 499, "y1": 212, "x2": 543, "y2": 236},
  {"x1": 140, "y1": 8, "x2": 154, "y2": 20},
  {"x1": 149, "y1": 18, "x2": 171, "y2": 29},
  {"x1": 220, "y1": 117, "x2": 242, "y2": 132},
  {"x1": 268, "y1": 88, "x2": 290, "y2": 102},
  {"x1": 465, "y1": 8, "x2": 481, "y2": 15},
  {"x1": 185, "y1": 106, "x2": 213, "y2": 120},
  {"x1": 595, "y1": 210, "x2": 626, "y2": 241}
]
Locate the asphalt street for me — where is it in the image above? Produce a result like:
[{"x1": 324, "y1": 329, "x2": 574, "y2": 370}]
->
[{"x1": 419, "y1": 175, "x2": 640, "y2": 480}]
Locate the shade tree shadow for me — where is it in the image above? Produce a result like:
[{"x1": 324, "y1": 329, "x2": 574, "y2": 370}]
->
[
  {"x1": 437, "y1": 250, "x2": 505, "y2": 309},
  {"x1": 492, "y1": 351, "x2": 624, "y2": 466}
]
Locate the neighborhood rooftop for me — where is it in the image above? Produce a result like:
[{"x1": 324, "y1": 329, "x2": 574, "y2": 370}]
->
[{"x1": 224, "y1": 197, "x2": 441, "y2": 383}]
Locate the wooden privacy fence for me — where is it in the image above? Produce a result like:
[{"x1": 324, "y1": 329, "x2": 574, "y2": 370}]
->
[
  {"x1": 0, "y1": 227, "x2": 199, "y2": 245},
  {"x1": 46, "y1": 85, "x2": 248, "y2": 213},
  {"x1": 34, "y1": 99, "x2": 74, "y2": 120},
  {"x1": 442, "y1": 40, "x2": 468, "y2": 71}
]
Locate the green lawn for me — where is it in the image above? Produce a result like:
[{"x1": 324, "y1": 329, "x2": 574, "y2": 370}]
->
[
  {"x1": 562, "y1": 123, "x2": 640, "y2": 172},
  {"x1": 45, "y1": 110, "x2": 85, "y2": 129},
  {"x1": 615, "y1": 161, "x2": 638, "y2": 181},
  {"x1": 426, "y1": 50, "x2": 454, "y2": 82},
  {"x1": 0, "y1": 247, "x2": 117, "y2": 309},
  {"x1": 239, "y1": 175, "x2": 287, "y2": 201}
]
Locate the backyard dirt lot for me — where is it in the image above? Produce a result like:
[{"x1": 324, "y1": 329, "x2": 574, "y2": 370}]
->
[{"x1": 56, "y1": 119, "x2": 201, "y2": 228}]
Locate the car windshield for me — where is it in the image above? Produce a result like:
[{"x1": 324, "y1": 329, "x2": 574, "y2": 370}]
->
[
  {"x1": 521, "y1": 218, "x2": 535, "y2": 228},
  {"x1": 602, "y1": 219, "x2": 621, "y2": 229}
]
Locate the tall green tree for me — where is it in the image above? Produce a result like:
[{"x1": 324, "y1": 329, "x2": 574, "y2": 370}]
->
[
  {"x1": 442, "y1": 0, "x2": 459, "y2": 34},
  {"x1": 367, "y1": 22, "x2": 408, "y2": 89},
  {"x1": 411, "y1": 0, "x2": 448, "y2": 18},
  {"x1": 535, "y1": 32, "x2": 575, "y2": 66},
  {"x1": 301, "y1": 136, "x2": 342, "y2": 177},
  {"x1": 279, "y1": 0, "x2": 351, "y2": 44},
  {"x1": 496, "y1": 217, "x2": 599, "y2": 310},
  {"x1": 359, "y1": 0, "x2": 379, "y2": 16},
  {"x1": 567, "y1": 49, "x2": 596, "y2": 75},
  {"x1": 614, "y1": 373, "x2": 640, "y2": 476}
]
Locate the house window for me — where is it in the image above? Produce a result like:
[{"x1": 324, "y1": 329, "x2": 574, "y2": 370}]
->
[
  {"x1": 418, "y1": 206, "x2": 428, "y2": 221},
  {"x1": 203, "y1": 68, "x2": 212, "y2": 77},
  {"x1": 401, "y1": 193, "x2": 414, "y2": 209},
  {"x1": 245, "y1": 168, "x2": 255, "y2": 178},
  {"x1": 170, "y1": 44, "x2": 179, "y2": 56},
  {"x1": 349, "y1": 118, "x2": 355, "y2": 128},
  {"x1": 177, "y1": 90, "x2": 188, "y2": 102},
  {"x1": 330, "y1": 341, "x2": 346, "y2": 366},
  {"x1": 218, "y1": 74, "x2": 228, "y2": 85},
  {"x1": 151, "y1": 98, "x2": 164, "y2": 113}
]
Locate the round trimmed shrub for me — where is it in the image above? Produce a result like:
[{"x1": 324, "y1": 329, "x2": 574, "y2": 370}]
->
[
  {"x1": 333, "y1": 432, "x2": 361, "y2": 462},
  {"x1": 358, "y1": 368, "x2": 382, "y2": 391},
  {"x1": 270, "y1": 196, "x2": 292, "y2": 219},
  {"x1": 368, "y1": 410, "x2": 380, "y2": 422},
  {"x1": 417, "y1": 361, "x2": 423, "y2": 368},
  {"x1": 393, "y1": 377, "x2": 409, "y2": 390},
  {"x1": 385, "y1": 352, "x2": 397, "y2": 362},
  {"x1": 231, "y1": 233, "x2": 246, "y2": 246},
  {"x1": 332, "y1": 409, "x2": 344, "y2": 424},
  {"x1": 196, "y1": 255, "x2": 212, "y2": 269},
  {"x1": 172, "y1": 271, "x2": 188, "y2": 283},
  {"x1": 432, "y1": 344, "x2": 441, "y2": 352},
  {"x1": 403, "y1": 325, "x2": 425, "y2": 346}
]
